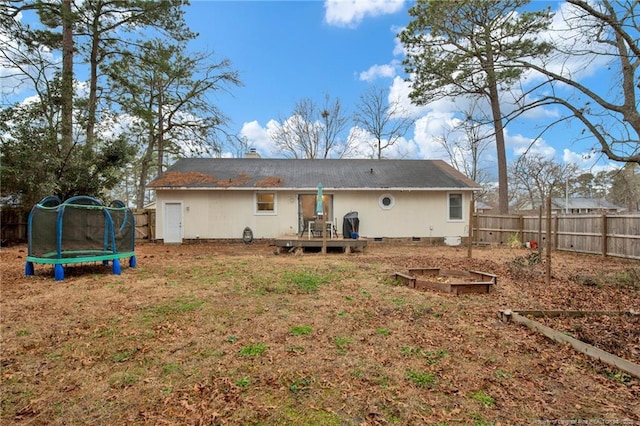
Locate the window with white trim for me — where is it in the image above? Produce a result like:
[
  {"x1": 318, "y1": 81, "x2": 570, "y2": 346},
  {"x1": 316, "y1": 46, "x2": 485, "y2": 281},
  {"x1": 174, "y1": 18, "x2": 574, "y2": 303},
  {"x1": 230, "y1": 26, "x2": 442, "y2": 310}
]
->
[
  {"x1": 448, "y1": 193, "x2": 463, "y2": 220},
  {"x1": 255, "y1": 192, "x2": 276, "y2": 214}
]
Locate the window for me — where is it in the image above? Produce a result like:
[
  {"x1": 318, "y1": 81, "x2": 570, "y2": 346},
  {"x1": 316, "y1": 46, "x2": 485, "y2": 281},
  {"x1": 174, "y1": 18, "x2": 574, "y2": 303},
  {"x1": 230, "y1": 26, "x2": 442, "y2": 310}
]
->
[
  {"x1": 378, "y1": 193, "x2": 395, "y2": 210},
  {"x1": 448, "y1": 193, "x2": 463, "y2": 220},
  {"x1": 256, "y1": 192, "x2": 276, "y2": 214}
]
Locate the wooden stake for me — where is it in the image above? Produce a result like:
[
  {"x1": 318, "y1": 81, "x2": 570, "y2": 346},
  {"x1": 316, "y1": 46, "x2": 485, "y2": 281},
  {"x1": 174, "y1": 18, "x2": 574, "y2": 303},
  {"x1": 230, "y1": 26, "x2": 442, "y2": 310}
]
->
[
  {"x1": 322, "y1": 206, "x2": 327, "y2": 255},
  {"x1": 467, "y1": 197, "x2": 474, "y2": 259},
  {"x1": 546, "y1": 197, "x2": 552, "y2": 285}
]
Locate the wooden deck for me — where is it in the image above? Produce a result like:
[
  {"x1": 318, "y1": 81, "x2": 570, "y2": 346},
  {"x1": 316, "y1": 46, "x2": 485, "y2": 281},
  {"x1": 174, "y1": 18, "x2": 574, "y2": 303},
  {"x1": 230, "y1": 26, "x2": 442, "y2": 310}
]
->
[{"x1": 273, "y1": 236, "x2": 367, "y2": 254}]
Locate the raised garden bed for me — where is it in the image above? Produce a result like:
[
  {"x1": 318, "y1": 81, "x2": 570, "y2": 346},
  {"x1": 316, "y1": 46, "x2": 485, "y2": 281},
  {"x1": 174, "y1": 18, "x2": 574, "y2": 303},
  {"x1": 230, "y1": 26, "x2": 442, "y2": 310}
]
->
[{"x1": 392, "y1": 267, "x2": 497, "y2": 295}]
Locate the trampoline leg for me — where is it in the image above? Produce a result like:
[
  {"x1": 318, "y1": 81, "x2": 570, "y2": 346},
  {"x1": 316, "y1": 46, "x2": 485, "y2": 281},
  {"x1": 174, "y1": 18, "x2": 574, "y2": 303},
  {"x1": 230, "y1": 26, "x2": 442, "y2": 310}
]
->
[
  {"x1": 25, "y1": 262, "x2": 34, "y2": 276},
  {"x1": 54, "y1": 264, "x2": 64, "y2": 281},
  {"x1": 112, "y1": 258, "x2": 121, "y2": 275},
  {"x1": 129, "y1": 256, "x2": 137, "y2": 268}
]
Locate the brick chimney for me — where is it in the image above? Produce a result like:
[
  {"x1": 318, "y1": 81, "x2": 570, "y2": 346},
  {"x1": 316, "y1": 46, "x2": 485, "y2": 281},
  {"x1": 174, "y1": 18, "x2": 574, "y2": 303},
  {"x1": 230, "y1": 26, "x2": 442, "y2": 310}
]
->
[{"x1": 245, "y1": 148, "x2": 261, "y2": 158}]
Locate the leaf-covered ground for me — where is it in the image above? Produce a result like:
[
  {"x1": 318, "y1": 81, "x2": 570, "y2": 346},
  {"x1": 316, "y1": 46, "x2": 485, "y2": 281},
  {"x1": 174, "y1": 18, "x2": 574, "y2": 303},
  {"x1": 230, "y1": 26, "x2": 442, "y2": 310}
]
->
[{"x1": 1, "y1": 241, "x2": 639, "y2": 425}]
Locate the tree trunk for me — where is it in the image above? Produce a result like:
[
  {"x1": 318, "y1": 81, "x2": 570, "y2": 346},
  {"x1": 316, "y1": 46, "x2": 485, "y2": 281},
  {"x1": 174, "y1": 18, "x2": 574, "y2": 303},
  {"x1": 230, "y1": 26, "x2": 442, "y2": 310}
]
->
[
  {"x1": 490, "y1": 88, "x2": 509, "y2": 214},
  {"x1": 136, "y1": 131, "x2": 156, "y2": 209},
  {"x1": 157, "y1": 84, "x2": 164, "y2": 177},
  {"x1": 86, "y1": 5, "x2": 102, "y2": 150},
  {"x1": 484, "y1": 41, "x2": 509, "y2": 214},
  {"x1": 60, "y1": 0, "x2": 73, "y2": 152}
]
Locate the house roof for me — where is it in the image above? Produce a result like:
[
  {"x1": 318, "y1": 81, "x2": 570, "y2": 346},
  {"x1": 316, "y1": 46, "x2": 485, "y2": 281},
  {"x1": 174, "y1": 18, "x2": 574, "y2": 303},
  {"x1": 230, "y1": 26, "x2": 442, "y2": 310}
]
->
[
  {"x1": 517, "y1": 197, "x2": 624, "y2": 212},
  {"x1": 149, "y1": 158, "x2": 480, "y2": 191},
  {"x1": 550, "y1": 197, "x2": 623, "y2": 211}
]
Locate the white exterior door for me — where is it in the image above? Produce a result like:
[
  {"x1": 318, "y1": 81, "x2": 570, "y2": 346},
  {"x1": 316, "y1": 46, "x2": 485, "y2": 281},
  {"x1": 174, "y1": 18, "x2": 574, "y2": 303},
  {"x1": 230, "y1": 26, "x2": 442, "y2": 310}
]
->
[{"x1": 164, "y1": 202, "x2": 182, "y2": 243}]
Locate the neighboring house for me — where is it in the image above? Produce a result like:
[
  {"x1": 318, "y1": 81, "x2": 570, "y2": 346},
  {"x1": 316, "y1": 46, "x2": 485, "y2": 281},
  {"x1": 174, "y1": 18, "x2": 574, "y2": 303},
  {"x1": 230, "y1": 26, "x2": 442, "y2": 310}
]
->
[
  {"x1": 551, "y1": 197, "x2": 625, "y2": 214},
  {"x1": 474, "y1": 201, "x2": 493, "y2": 214},
  {"x1": 517, "y1": 197, "x2": 625, "y2": 214},
  {"x1": 148, "y1": 158, "x2": 480, "y2": 243}
]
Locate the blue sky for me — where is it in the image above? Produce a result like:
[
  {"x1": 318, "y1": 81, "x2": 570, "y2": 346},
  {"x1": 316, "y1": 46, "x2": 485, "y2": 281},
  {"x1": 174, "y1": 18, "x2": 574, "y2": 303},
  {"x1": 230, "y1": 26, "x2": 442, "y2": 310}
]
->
[
  {"x1": 181, "y1": 0, "x2": 621, "y2": 174},
  {"x1": 185, "y1": 1, "x2": 407, "y2": 151},
  {"x1": 2, "y1": 0, "x2": 627, "y2": 179}
]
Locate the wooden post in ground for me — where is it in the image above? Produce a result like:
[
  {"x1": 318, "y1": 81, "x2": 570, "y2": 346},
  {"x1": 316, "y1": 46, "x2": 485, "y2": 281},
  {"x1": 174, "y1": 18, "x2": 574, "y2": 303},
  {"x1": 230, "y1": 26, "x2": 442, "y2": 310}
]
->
[
  {"x1": 601, "y1": 214, "x2": 607, "y2": 257},
  {"x1": 546, "y1": 197, "x2": 552, "y2": 286},
  {"x1": 538, "y1": 206, "x2": 542, "y2": 257},
  {"x1": 467, "y1": 197, "x2": 474, "y2": 259},
  {"x1": 321, "y1": 207, "x2": 327, "y2": 255}
]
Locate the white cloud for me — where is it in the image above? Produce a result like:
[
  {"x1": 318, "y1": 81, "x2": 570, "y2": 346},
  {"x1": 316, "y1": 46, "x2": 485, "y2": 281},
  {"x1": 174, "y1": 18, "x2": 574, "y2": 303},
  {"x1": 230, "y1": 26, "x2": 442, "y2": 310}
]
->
[
  {"x1": 239, "y1": 120, "x2": 277, "y2": 155},
  {"x1": 508, "y1": 131, "x2": 556, "y2": 159},
  {"x1": 391, "y1": 27, "x2": 405, "y2": 56},
  {"x1": 358, "y1": 63, "x2": 396, "y2": 82},
  {"x1": 412, "y1": 112, "x2": 460, "y2": 160},
  {"x1": 563, "y1": 148, "x2": 591, "y2": 165},
  {"x1": 387, "y1": 76, "x2": 432, "y2": 118},
  {"x1": 324, "y1": 0, "x2": 405, "y2": 28},
  {"x1": 562, "y1": 148, "x2": 620, "y2": 174}
]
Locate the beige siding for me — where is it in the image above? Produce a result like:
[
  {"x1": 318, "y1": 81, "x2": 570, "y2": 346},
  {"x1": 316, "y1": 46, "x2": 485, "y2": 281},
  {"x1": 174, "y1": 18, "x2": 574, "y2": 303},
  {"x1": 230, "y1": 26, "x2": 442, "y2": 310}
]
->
[
  {"x1": 333, "y1": 190, "x2": 469, "y2": 238},
  {"x1": 155, "y1": 189, "x2": 472, "y2": 240}
]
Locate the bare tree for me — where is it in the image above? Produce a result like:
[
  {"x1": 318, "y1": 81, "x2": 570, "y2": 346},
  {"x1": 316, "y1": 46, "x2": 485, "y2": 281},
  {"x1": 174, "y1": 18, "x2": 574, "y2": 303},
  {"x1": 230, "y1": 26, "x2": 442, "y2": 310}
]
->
[
  {"x1": 353, "y1": 85, "x2": 413, "y2": 159},
  {"x1": 226, "y1": 134, "x2": 251, "y2": 158},
  {"x1": 512, "y1": 0, "x2": 640, "y2": 163},
  {"x1": 510, "y1": 153, "x2": 579, "y2": 211},
  {"x1": 270, "y1": 98, "x2": 319, "y2": 159},
  {"x1": 433, "y1": 103, "x2": 493, "y2": 184},
  {"x1": 319, "y1": 94, "x2": 357, "y2": 159},
  {"x1": 270, "y1": 95, "x2": 354, "y2": 159},
  {"x1": 608, "y1": 163, "x2": 640, "y2": 212},
  {"x1": 434, "y1": 117, "x2": 493, "y2": 203}
]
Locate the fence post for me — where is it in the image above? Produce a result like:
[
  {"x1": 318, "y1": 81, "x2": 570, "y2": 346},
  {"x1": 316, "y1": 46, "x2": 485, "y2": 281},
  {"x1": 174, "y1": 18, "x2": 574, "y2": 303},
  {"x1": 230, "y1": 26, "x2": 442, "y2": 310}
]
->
[
  {"x1": 467, "y1": 198, "x2": 474, "y2": 259},
  {"x1": 518, "y1": 215, "x2": 524, "y2": 244},
  {"x1": 538, "y1": 206, "x2": 543, "y2": 257},
  {"x1": 601, "y1": 214, "x2": 607, "y2": 257},
  {"x1": 546, "y1": 197, "x2": 552, "y2": 286}
]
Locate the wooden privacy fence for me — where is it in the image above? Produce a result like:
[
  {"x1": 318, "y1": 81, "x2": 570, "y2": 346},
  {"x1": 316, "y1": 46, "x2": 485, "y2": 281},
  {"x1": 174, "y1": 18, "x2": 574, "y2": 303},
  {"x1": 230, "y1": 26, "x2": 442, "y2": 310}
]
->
[
  {"x1": 473, "y1": 213, "x2": 640, "y2": 260},
  {"x1": 1, "y1": 208, "x2": 155, "y2": 244},
  {"x1": 0, "y1": 209, "x2": 28, "y2": 245}
]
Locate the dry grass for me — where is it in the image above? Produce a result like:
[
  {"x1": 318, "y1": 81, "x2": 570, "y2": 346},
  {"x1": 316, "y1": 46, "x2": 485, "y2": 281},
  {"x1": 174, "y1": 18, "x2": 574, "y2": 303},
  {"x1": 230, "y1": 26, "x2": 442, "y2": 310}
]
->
[{"x1": 1, "y1": 241, "x2": 639, "y2": 425}]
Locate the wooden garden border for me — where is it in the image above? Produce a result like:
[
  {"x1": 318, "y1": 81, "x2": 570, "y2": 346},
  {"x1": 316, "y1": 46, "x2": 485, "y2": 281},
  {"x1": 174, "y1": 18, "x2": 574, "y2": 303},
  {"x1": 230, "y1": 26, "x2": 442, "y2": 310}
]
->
[{"x1": 498, "y1": 309, "x2": 640, "y2": 379}]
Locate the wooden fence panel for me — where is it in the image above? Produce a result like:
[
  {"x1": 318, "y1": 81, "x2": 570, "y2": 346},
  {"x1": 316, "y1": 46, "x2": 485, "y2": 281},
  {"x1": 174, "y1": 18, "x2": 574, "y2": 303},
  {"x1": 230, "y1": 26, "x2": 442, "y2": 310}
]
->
[
  {"x1": 0, "y1": 208, "x2": 29, "y2": 244},
  {"x1": 474, "y1": 214, "x2": 522, "y2": 245},
  {"x1": 606, "y1": 215, "x2": 640, "y2": 259},
  {"x1": 522, "y1": 216, "x2": 544, "y2": 245},
  {"x1": 556, "y1": 215, "x2": 603, "y2": 255},
  {"x1": 474, "y1": 213, "x2": 640, "y2": 260},
  {"x1": 1, "y1": 208, "x2": 156, "y2": 244},
  {"x1": 134, "y1": 211, "x2": 149, "y2": 240},
  {"x1": 132, "y1": 210, "x2": 156, "y2": 240}
]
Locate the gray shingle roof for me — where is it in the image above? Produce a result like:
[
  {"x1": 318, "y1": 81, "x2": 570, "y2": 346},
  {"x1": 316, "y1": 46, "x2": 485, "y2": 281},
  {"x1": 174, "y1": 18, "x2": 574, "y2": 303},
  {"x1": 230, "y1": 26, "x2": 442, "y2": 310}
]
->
[
  {"x1": 149, "y1": 158, "x2": 480, "y2": 190},
  {"x1": 551, "y1": 197, "x2": 623, "y2": 210},
  {"x1": 517, "y1": 197, "x2": 624, "y2": 211}
]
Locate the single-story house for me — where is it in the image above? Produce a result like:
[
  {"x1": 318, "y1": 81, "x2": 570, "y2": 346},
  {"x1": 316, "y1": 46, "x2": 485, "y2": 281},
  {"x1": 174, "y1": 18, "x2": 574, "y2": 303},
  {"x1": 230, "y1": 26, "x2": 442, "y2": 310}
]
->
[
  {"x1": 148, "y1": 158, "x2": 480, "y2": 243},
  {"x1": 474, "y1": 200, "x2": 493, "y2": 214},
  {"x1": 517, "y1": 197, "x2": 625, "y2": 215}
]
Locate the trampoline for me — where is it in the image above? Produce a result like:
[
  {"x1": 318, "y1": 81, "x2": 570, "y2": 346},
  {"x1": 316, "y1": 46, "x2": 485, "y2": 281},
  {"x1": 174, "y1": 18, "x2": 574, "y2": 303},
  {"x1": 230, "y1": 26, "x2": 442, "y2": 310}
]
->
[{"x1": 25, "y1": 195, "x2": 137, "y2": 281}]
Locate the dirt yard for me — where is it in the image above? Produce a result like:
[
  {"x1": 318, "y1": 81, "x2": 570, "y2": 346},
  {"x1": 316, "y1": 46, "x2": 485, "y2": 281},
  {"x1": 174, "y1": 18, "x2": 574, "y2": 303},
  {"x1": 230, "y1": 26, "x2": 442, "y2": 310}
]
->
[{"x1": 1, "y1": 241, "x2": 639, "y2": 425}]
